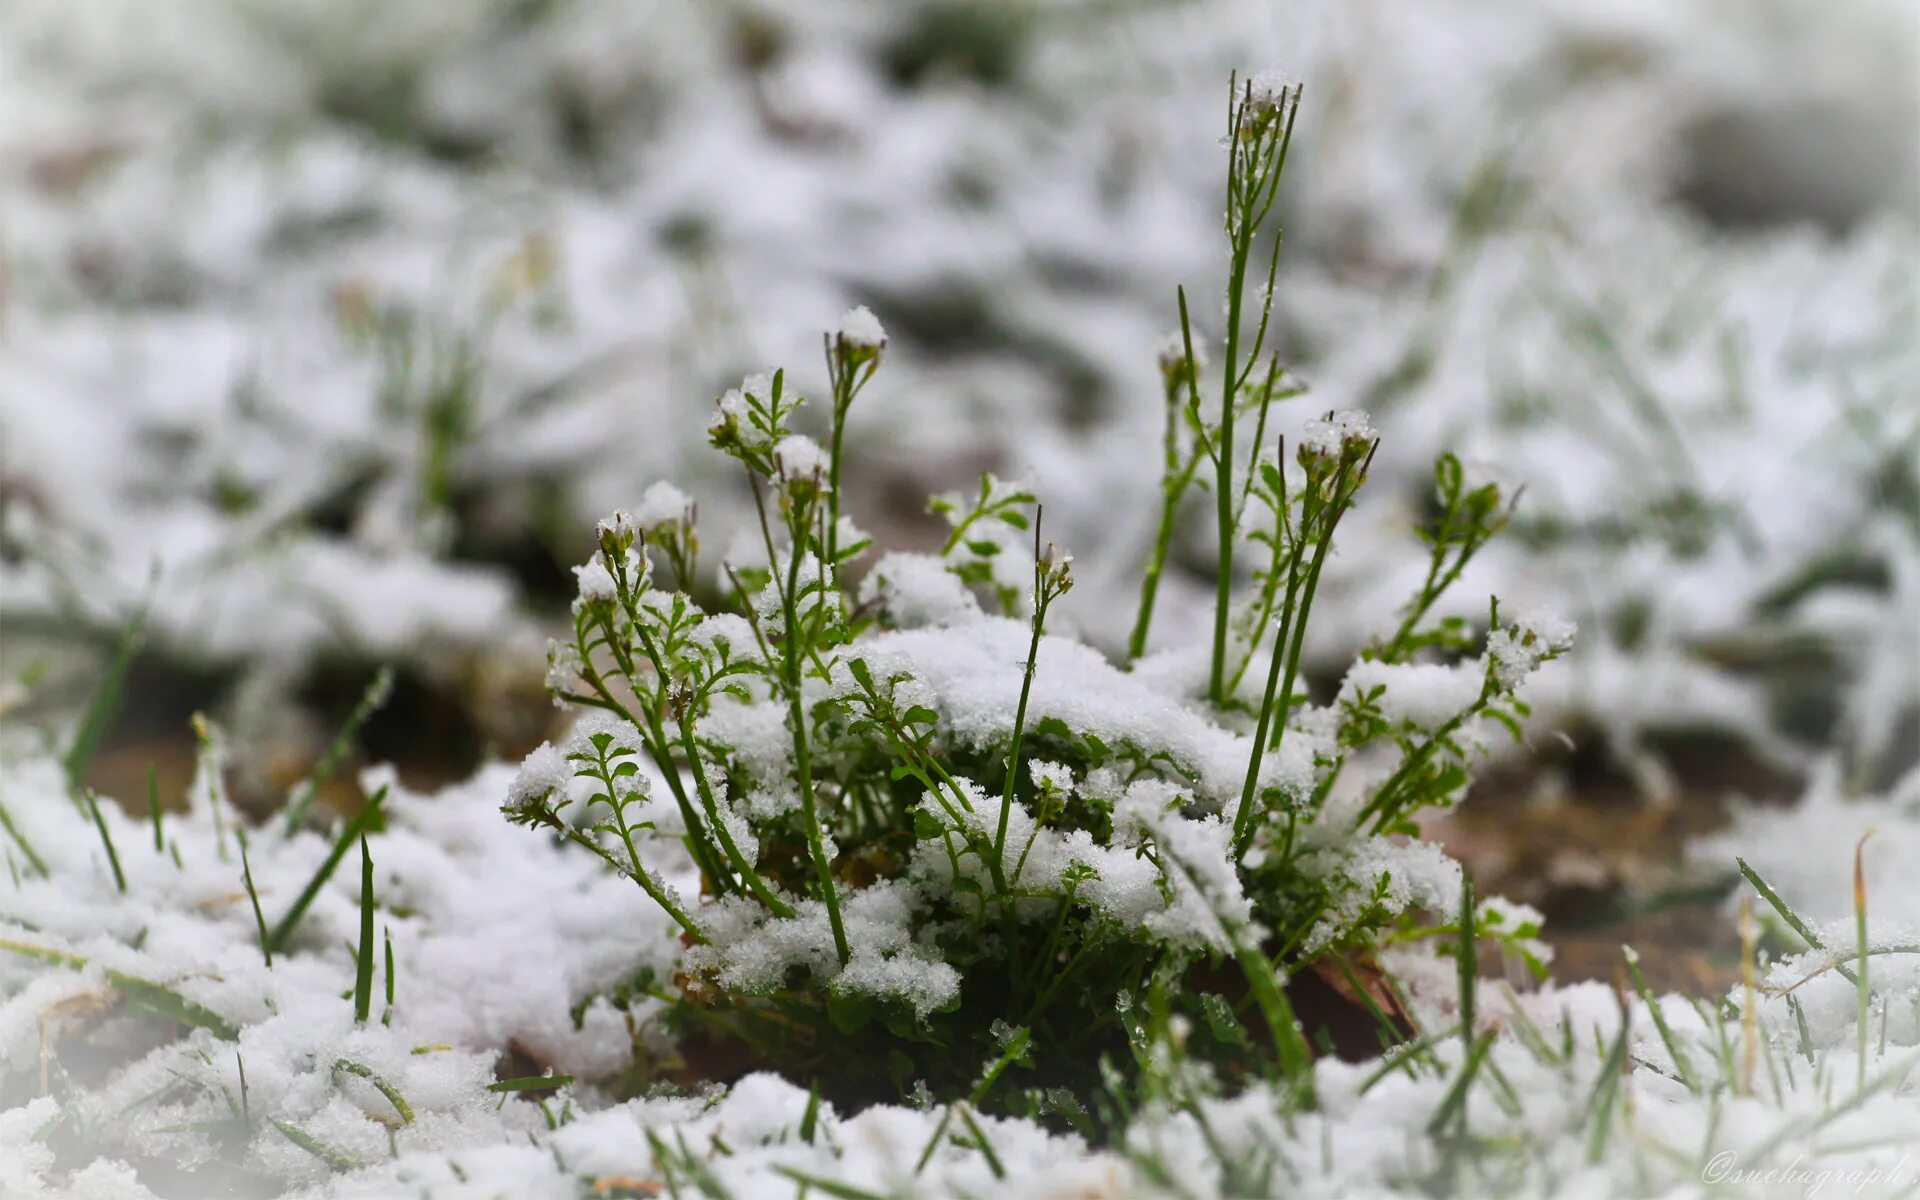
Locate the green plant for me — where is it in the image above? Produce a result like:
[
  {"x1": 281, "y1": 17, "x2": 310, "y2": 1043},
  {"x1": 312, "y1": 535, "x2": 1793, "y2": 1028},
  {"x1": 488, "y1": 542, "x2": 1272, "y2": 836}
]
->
[{"x1": 504, "y1": 77, "x2": 1570, "y2": 1127}]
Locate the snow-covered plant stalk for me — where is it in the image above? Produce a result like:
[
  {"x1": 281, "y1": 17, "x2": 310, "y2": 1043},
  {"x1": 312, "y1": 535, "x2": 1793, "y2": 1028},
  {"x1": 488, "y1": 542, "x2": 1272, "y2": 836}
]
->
[{"x1": 1205, "y1": 73, "x2": 1301, "y2": 703}]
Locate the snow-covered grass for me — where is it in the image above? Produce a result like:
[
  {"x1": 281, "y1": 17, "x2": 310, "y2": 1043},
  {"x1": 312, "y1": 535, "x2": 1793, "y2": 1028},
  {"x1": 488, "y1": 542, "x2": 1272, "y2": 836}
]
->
[
  {"x1": 4, "y1": 4, "x2": 1918, "y2": 1195},
  {"x1": 4, "y1": 0, "x2": 1914, "y2": 780}
]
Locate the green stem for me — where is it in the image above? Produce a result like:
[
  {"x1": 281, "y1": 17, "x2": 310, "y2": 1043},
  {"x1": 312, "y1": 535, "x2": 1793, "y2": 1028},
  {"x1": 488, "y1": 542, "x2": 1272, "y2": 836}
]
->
[
  {"x1": 678, "y1": 716, "x2": 794, "y2": 917},
  {"x1": 780, "y1": 524, "x2": 848, "y2": 965}
]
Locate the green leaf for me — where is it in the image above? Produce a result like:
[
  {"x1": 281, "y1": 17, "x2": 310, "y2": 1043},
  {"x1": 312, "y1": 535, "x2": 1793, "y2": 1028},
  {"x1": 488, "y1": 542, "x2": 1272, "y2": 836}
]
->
[
  {"x1": 1199, "y1": 992, "x2": 1250, "y2": 1049},
  {"x1": 827, "y1": 989, "x2": 875, "y2": 1035}
]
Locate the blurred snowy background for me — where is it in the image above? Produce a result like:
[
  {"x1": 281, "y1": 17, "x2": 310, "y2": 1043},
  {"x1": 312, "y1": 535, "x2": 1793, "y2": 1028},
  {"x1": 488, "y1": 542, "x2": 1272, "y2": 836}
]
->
[{"x1": 3, "y1": 0, "x2": 1916, "y2": 973}]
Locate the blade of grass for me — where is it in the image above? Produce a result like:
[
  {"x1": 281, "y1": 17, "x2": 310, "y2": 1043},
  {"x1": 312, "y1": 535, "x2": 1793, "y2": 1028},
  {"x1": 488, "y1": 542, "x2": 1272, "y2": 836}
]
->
[
  {"x1": 240, "y1": 834, "x2": 271, "y2": 967},
  {"x1": 82, "y1": 789, "x2": 126, "y2": 893},
  {"x1": 266, "y1": 786, "x2": 386, "y2": 954},
  {"x1": 1584, "y1": 997, "x2": 1633, "y2": 1164},
  {"x1": 284, "y1": 666, "x2": 393, "y2": 832},
  {"x1": 968, "y1": 1026, "x2": 1031, "y2": 1107},
  {"x1": 63, "y1": 602, "x2": 151, "y2": 794},
  {"x1": 0, "y1": 938, "x2": 238, "y2": 1039},
  {"x1": 1624, "y1": 946, "x2": 1694, "y2": 1090},
  {"x1": 915, "y1": 1105, "x2": 956, "y2": 1175},
  {"x1": 799, "y1": 1080, "x2": 821, "y2": 1143},
  {"x1": 956, "y1": 1105, "x2": 1006, "y2": 1180},
  {"x1": 1359, "y1": 1022, "x2": 1464, "y2": 1095},
  {"x1": 1458, "y1": 873, "x2": 1477, "y2": 1052},
  {"x1": 1425, "y1": 1029, "x2": 1496, "y2": 1136},
  {"x1": 488, "y1": 1074, "x2": 575, "y2": 1093},
  {"x1": 1737, "y1": 857, "x2": 1856, "y2": 984},
  {"x1": 273, "y1": 1120, "x2": 358, "y2": 1171},
  {"x1": 332, "y1": 1059, "x2": 414, "y2": 1125},
  {"x1": 147, "y1": 766, "x2": 164, "y2": 853},
  {"x1": 0, "y1": 798, "x2": 48, "y2": 877},
  {"x1": 353, "y1": 836, "x2": 375, "y2": 1024}
]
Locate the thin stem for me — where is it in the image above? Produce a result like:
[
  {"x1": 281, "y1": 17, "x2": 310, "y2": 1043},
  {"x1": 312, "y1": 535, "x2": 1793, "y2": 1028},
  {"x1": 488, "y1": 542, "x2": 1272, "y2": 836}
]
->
[
  {"x1": 678, "y1": 715, "x2": 795, "y2": 917},
  {"x1": 995, "y1": 512, "x2": 1047, "y2": 867},
  {"x1": 776, "y1": 494, "x2": 849, "y2": 964}
]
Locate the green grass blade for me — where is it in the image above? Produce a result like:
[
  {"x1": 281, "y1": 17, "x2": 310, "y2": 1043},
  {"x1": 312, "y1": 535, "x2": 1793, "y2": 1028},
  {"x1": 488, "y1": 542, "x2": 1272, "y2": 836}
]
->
[
  {"x1": 1624, "y1": 946, "x2": 1694, "y2": 1091},
  {"x1": 488, "y1": 1074, "x2": 575, "y2": 1093},
  {"x1": 266, "y1": 786, "x2": 386, "y2": 954},
  {"x1": 147, "y1": 766, "x2": 164, "y2": 853},
  {"x1": 1425, "y1": 1029, "x2": 1496, "y2": 1137},
  {"x1": 332, "y1": 1059, "x2": 414, "y2": 1125},
  {"x1": 63, "y1": 603, "x2": 150, "y2": 794},
  {"x1": 0, "y1": 798, "x2": 49, "y2": 877},
  {"x1": 1584, "y1": 1003, "x2": 1633, "y2": 1164},
  {"x1": 273, "y1": 1119, "x2": 358, "y2": 1171},
  {"x1": 82, "y1": 789, "x2": 126, "y2": 893},
  {"x1": 353, "y1": 835, "x2": 375, "y2": 1024},
  {"x1": 0, "y1": 938, "x2": 238, "y2": 1039},
  {"x1": 240, "y1": 834, "x2": 271, "y2": 967},
  {"x1": 1737, "y1": 857, "x2": 1857, "y2": 985},
  {"x1": 284, "y1": 666, "x2": 394, "y2": 832}
]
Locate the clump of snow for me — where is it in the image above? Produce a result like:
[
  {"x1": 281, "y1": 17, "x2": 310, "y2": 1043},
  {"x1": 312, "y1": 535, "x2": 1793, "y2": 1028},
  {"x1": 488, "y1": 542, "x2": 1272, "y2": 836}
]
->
[
  {"x1": 571, "y1": 552, "x2": 617, "y2": 603},
  {"x1": 774, "y1": 435, "x2": 828, "y2": 480},
  {"x1": 835, "y1": 305, "x2": 887, "y2": 351},
  {"x1": 1341, "y1": 659, "x2": 1484, "y2": 729},
  {"x1": 1301, "y1": 410, "x2": 1376, "y2": 459},
  {"x1": 860, "y1": 552, "x2": 982, "y2": 629},
  {"x1": 632, "y1": 481, "x2": 693, "y2": 528}
]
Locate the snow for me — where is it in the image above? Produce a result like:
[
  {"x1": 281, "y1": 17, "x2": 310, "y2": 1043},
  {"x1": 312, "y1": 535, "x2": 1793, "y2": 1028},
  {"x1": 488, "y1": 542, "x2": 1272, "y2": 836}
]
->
[
  {"x1": 1342, "y1": 659, "x2": 1485, "y2": 729},
  {"x1": 631, "y1": 482, "x2": 692, "y2": 529},
  {"x1": 834, "y1": 305, "x2": 887, "y2": 352}
]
